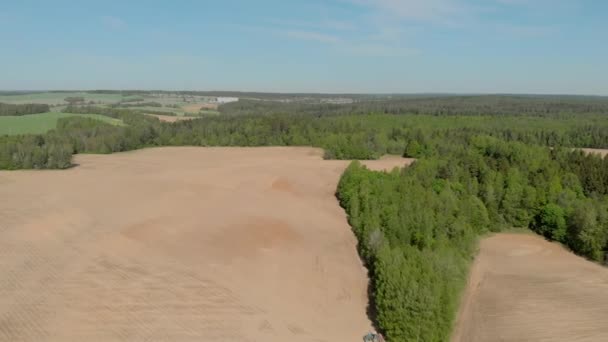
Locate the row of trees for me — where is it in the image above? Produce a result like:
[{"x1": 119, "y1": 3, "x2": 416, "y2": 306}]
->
[
  {"x1": 110, "y1": 101, "x2": 163, "y2": 108},
  {"x1": 3, "y1": 106, "x2": 608, "y2": 171},
  {"x1": 336, "y1": 136, "x2": 608, "y2": 341},
  {"x1": 220, "y1": 95, "x2": 608, "y2": 117},
  {"x1": 0, "y1": 103, "x2": 50, "y2": 116}
]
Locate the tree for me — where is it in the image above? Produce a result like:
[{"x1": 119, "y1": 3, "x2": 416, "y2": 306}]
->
[{"x1": 534, "y1": 203, "x2": 567, "y2": 242}]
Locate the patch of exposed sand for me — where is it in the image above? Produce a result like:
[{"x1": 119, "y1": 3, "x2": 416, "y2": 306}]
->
[
  {"x1": 580, "y1": 148, "x2": 608, "y2": 157},
  {"x1": 363, "y1": 154, "x2": 415, "y2": 172},
  {"x1": 0, "y1": 147, "x2": 409, "y2": 342},
  {"x1": 452, "y1": 233, "x2": 608, "y2": 342},
  {"x1": 145, "y1": 113, "x2": 197, "y2": 122}
]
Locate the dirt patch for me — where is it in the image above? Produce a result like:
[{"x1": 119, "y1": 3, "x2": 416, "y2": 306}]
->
[
  {"x1": 0, "y1": 147, "x2": 409, "y2": 342},
  {"x1": 182, "y1": 103, "x2": 217, "y2": 113},
  {"x1": 580, "y1": 148, "x2": 608, "y2": 157},
  {"x1": 452, "y1": 233, "x2": 608, "y2": 342},
  {"x1": 271, "y1": 177, "x2": 300, "y2": 196},
  {"x1": 360, "y1": 155, "x2": 415, "y2": 171}
]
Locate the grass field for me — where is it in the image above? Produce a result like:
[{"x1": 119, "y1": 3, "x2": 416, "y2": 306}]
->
[
  {"x1": 0, "y1": 112, "x2": 123, "y2": 135},
  {"x1": 0, "y1": 92, "x2": 136, "y2": 105},
  {"x1": 126, "y1": 106, "x2": 220, "y2": 117}
]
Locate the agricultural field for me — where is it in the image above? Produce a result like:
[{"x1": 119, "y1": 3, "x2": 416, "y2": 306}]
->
[
  {"x1": 1, "y1": 94, "x2": 608, "y2": 341},
  {"x1": 0, "y1": 112, "x2": 123, "y2": 135},
  {"x1": 0, "y1": 146, "x2": 410, "y2": 342},
  {"x1": 452, "y1": 233, "x2": 608, "y2": 341},
  {"x1": 0, "y1": 92, "x2": 130, "y2": 105},
  {"x1": 0, "y1": 92, "x2": 223, "y2": 117}
]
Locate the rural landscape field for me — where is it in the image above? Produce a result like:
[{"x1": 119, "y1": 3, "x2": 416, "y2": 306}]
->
[
  {"x1": 0, "y1": 147, "x2": 412, "y2": 341},
  {"x1": 2, "y1": 90, "x2": 608, "y2": 342},
  {"x1": 2, "y1": 1, "x2": 608, "y2": 341}
]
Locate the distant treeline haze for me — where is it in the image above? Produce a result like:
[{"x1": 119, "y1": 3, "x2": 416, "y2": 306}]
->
[{"x1": 0, "y1": 103, "x2": 50, "y2": 116}]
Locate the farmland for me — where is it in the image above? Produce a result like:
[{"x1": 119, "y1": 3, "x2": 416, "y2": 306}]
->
[
  {"x1": 0, "y1": 91, "x2": 223, "y2": 117},
  {"x1": 0, "y1": 112, "x2": 123, "y2": 135},
  {"x1": 0, "y1": 94, "x2": 608, "y2": 341},
  {"x1": 0, "y1": 147, "x2": 410, "y2": 342},
  {"x1": 4, "y1": 0, "x2": 608, "y2": 340},
  {"x1": 452, "y1": 233, "x2": 608, "y2": 342},
  {"x1": 0, "y1": 92, "x2": 128, "y2": 105}
]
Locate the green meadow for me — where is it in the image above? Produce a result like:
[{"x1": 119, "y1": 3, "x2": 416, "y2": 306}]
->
[{"x1": 0, "y1": 112, "x2": 123, "y2": 135}]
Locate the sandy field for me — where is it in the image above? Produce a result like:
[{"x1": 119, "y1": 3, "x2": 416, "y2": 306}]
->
[
  {"x1": 580, "y1": 148, "x2": 608, "y2": 157},
  {"x1": 452, "y1": 233, "x2": 608, "y2": 342},
  {"x1": 0, "y1": 147, "x2": 412, "y2": 342}
]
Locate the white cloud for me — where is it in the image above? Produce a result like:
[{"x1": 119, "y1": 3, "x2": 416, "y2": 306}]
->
[{"x1": 100, "y1": 16, "x2": 126, "y2": 30}]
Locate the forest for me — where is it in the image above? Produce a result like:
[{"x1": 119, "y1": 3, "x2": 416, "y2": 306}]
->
[
  {"x1": 219, "y1": 95, "x2": 608, "y2": 117},
  {"x1": 1, "y1": 96, "x2": 607, "y2": 341},
  {"x1": 0, "y1": 102, "x2": 50, "y2": 116},
  {"x1": 337, "y1": 138, "x2": 608, "y2": 341}
]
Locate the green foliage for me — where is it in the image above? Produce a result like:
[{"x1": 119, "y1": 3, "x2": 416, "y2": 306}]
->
[
  {"x1": 64, "y1": 96, "x2": 85, "y2": 105},
  {"x1": 337, "y1": 136, "x2": 608, "y2": 341},
  {"x1": 0, "y1": 102, "x2": 49, "y2": 116},
  {"x1": 533, "y1": 203, "x2": 567, "y2": 242},
  {"x1": 0, "y1": 112, "x2": 123, "y2": 136},
  {"x1": 220, "y1": 95, "x2": 608, "y2": 117}
]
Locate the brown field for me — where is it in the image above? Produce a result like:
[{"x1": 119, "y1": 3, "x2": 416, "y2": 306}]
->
[
  {"x1": 580, "y1": 148, "x2": 608, "y2": 157},
  {"x1": 145, "y1": 113, "x2": 197, "y2": 122},
  {"x1": 182, "y1": 103, "x2": 218, "y2": 113},
  {"x1": 0, "y1": 147, "x2": 412, "y2": 342},
  {"x1": 452, "y1": 233, "x2": 608, "y2": 342}
]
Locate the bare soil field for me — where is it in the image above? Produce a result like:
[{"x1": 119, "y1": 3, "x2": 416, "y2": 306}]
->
[
  {"x1": 580, "y1": 148, "x2": 608, "y2": 157},
  {"x1": 182, "y1": 103, "x2": 218, "y2": 113},
  {"x1": 0, "y1": 147, "x2": 412, "y2": 342},
  {"x1": 452, "y1": 233, "x2": 608, "y2": 342}
]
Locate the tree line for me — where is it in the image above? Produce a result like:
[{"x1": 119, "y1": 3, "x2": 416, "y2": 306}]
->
[
  {"x1": 220, "y1": 95, "x2": 608, "y2": 117},
  {"x1": 0, "y1": 102, "x2": 50, "y2": 116},
  {"x1": 2, "y1": 105, "x2": 608, "y2": 172}
]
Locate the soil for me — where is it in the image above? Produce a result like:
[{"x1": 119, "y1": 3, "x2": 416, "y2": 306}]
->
[
  {"x1": 0, "y1": 147, "x2": 411, "y2": 342},
  {"x1": 452, "y1": 233, "x2": 608, "y2": 342}
]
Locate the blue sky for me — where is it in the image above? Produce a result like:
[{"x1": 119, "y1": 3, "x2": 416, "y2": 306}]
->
[{"x1": 1, "y1": 0, "x2": 606, "y2": 94}]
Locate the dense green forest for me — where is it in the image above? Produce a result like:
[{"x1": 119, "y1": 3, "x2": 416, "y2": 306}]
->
[
  {"x1": 0, "y1": 102, "x2": 50, "y2": 116},
  {"x1": 2, "y1": 102, "x2": 608, "y2": 170},
  {"x1": 337, "y1": 137, "x2": 608, "y2": 341},
  {"x1": 1, "y1": 96, "x2": 607, "y2": 341},
  {"x1": 220, "y1": 95, "x2": 608, "y2": 117}
]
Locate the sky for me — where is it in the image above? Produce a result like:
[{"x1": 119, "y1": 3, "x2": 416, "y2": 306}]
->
[{"x1": 0, "y1": 0, "x2": 606, "y2": 94}]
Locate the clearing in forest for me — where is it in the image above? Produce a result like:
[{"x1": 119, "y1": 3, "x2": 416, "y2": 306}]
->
[
  {"x1": 580, "y1": 148, "x2": 608, "y2": 157},
  {"x1": 0, "y1": 147, "x2": 411, "y2": 342},
  {"x1": 452, "y1": 233, "x2": 608, "y2": 342}
]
